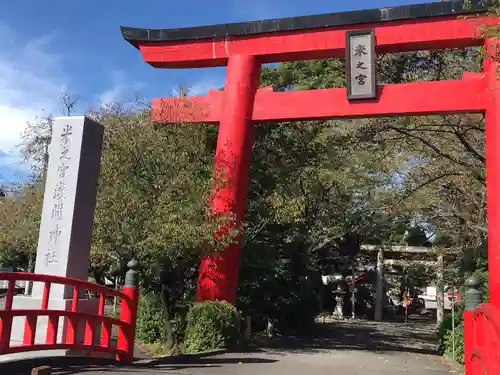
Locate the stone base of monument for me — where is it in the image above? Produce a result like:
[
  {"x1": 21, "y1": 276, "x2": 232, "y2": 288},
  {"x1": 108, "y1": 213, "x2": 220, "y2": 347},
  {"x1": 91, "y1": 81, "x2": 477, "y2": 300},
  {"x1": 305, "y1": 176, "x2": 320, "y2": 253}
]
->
[{"x1": 9, "y1": 296, "x2": 100, "y2": 356}]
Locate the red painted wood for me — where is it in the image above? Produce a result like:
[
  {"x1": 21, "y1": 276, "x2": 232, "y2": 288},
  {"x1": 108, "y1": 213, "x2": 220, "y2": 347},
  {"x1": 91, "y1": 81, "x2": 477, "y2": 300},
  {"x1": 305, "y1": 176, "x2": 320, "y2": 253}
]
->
[
  {"x1": 97, "y1": 292, "x2": 107, "y2": 347},
  {"x1": 0, "y1": 272, "x2": 129, "y2": 300},
  {"x1": 138, "y1": 16, "x2": 495, "y2": 68},
  {"x1": 84, "y1": 318, "x2": 94, "y2": 346},
  {"x1": 471, "y1": 304, "x2": 500, "y2": 374},
  {"x1": 116, "y1": 286, "x2": 139, "y2": 361},
  {"x1": 0, "y1": 272, "x2": 138, "y2": 361},
  {"x1": 470, "y1": 350, "x2": 489, "y2": 375},
  {"x1": 101, "y1": 321, "x2": 111, "y2": 348},
  {"x1": 65, "y1": 286, "x2": 80, "y2": 345},
  {"x1": 23, "y1": 316, "x2": 36, "y2": 346},
  {"x1": 41, "y1": 282, "x2": 50, "y2": 310},
  {"x1": 485, "y1": 38, "x2": 500, "y2": 311},
  {"x1": 98, "y1": 293, "x2": 105, "y2": 316},
  {"x1": 153, "y1": 86, "x2": 271, "y2": 123},
  {"x1": 0, "y1": 343, "x2": 125, "y2": 357},
  {"x1": 196, "y1": 54, "x2": 261, "y2": 303},
  {"x1": 153, "y1": 79, "x2": 486, "y2": 123},
  {"x1": 0, "y1": 309, "x2": 125, "y2": 326},
  {"x1": 45, "y1": 316, "x2": 59, "y2": 345},
  {"x1": 4, "y1": 280, "x2": 14, "y2": 310},
  {"x1": 464, "y1": 310, "x2": 473, "y2": 375},
  {"x1": 0, "y1": 280, "x2": 15, "y2": 350}
]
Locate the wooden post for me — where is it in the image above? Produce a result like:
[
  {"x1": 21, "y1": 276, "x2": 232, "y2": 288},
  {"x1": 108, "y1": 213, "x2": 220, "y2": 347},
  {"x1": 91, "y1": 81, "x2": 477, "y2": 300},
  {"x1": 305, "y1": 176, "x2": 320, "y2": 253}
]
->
[{"x1": 351, "y1": 256, "x2": 356, "y2": 319}]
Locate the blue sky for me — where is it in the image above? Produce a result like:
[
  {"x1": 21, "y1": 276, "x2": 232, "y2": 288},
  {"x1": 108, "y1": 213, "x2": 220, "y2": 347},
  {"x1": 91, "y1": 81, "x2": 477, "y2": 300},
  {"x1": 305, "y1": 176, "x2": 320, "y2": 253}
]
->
[{"x1": 0, "y1": 0, "x2": 427, "y2": 183}]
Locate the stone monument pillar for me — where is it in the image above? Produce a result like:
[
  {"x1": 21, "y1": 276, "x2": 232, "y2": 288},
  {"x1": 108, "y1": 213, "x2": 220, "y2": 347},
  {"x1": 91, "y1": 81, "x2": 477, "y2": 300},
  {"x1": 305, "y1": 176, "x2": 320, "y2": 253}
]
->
[{"x1": 10, "y1": 116, "x2": 104, "y2": 348}]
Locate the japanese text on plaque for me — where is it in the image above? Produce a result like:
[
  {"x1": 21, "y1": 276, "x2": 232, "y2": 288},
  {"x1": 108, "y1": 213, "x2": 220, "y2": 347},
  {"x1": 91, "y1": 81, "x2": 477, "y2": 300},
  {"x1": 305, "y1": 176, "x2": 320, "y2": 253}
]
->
[{"x1": 352, "y1": 44, "x2": 369, "y2": 86}]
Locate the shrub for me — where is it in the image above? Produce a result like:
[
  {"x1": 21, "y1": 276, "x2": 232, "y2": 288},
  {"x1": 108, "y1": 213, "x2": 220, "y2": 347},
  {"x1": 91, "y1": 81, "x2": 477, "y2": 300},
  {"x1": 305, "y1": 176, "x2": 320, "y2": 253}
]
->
[
  {"x1": 443, "y1": 322, "x2": 465, "y2": 364},
  {"x1": 135, "y1": 291, "x2": 167, "y2": 344},
  {"x1": 438, "y1": 270, "x2": 489, "y2": 364},
  {"x1": 170, "y1": 299, "x2": 195, "y2": 344},
  {"x1": 183, "y1": 300, "x2": 240, "y2": 353},
  {"x1": 438, "y1": 304, "x2": 464, "y2": 341}
]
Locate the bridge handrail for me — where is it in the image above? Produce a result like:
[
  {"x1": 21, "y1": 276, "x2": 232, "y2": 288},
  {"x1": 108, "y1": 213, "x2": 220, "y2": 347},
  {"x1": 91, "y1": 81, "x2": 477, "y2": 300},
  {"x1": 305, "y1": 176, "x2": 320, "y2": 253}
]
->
[
  {"x1": 0, "y1": 309, "x2": 126, "y2": 327},
  {"x1": 469, "y1": 302, "x2": 500, "y2": 375},
  {"x1": 0, "y1": 262, "x2": 139, "y2": 362},
  {"x1": 472, "y1": 303, "x2": 500, "y2": 337},
  {"x1": 0, "y1": 272, "x2": 130, "y2": 301}
]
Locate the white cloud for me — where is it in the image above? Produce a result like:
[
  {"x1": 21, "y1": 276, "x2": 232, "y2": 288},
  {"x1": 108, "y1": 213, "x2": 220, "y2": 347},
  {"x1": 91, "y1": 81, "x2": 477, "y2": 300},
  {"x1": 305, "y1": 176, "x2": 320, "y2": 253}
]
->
[
  {"x1": 170, "y1": 76, "x2": 225, "y2": 97},
  {"x1": 0, "y1": 150, "x2": 29, "y2": 184},
  {"x1": 189, "y1": 78, "x2": 224, "y2": 96},
  {"x1": 97, "y1": 70, "x2": 146, "y2": 106},
  {"x1": 0, "y1": 24, "x2": 70, "y2": 182}
]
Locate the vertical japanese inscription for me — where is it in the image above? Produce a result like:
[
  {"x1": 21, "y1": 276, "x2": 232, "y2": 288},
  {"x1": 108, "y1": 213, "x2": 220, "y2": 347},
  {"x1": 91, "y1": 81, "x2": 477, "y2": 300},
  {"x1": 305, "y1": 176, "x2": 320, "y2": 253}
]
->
[
  {"x1": 45, "y1": 124, "x2": 73, "y2": 267},
  {"x1": 32, "y1": 116, "x2": 104, "y2": 299},
  {"x1": 346, "y1": 29, "x2": 377, "y2": 100}
]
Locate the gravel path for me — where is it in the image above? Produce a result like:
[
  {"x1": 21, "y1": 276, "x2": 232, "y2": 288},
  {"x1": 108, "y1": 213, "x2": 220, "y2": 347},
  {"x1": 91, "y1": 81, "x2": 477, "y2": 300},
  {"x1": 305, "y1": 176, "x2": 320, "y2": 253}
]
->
[{"x1": 0, "y1": 309, "x2": 457, "y2": 375}]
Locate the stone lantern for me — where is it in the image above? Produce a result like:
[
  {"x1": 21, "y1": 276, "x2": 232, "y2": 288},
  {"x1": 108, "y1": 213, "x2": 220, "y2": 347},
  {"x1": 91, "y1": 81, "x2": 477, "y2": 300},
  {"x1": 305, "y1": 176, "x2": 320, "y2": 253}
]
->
[{"x1": 334, "y1": 284, "x2": 346, "y2": 319}]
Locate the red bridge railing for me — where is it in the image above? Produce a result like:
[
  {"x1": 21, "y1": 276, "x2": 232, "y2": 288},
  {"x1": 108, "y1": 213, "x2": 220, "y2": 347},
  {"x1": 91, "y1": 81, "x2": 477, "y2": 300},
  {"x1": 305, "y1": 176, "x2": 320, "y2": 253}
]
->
[
  {"x1": 0, "y1": 259, "x2": 139, "y2": 362},
  {"x1": 464, "y1": 277, "x2": 500, "y2": 375},
  {"x1": 469, "y1": 304, "x2": 500, "y2": 375}
]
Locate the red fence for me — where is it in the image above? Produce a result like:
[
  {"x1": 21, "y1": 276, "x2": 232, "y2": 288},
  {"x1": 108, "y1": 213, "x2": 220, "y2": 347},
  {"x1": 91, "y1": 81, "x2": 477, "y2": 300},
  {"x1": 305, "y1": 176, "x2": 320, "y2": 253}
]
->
[
  {"x1": 465, "y1": 303, "x2": 500, "y2": 375},
  {"x1": 0, "y1": 268, "x2": 139, "y2": 362}
]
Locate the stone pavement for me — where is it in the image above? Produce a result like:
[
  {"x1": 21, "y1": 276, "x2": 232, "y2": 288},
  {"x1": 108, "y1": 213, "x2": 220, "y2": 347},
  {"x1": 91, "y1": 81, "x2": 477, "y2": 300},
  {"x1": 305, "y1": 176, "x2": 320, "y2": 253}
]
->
[{"x1": 0, "y1": 312, "x2": 458, "y2": 375}]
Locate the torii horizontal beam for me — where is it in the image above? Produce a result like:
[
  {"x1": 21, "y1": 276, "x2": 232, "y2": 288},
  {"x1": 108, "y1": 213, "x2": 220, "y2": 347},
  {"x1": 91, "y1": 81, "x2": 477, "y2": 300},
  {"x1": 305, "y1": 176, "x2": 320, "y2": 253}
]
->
[
  {"x1": 152, "y1": 76, "x2": 487, "y2": 123},
  {"x1": 360, "y1": 244, "x2": 459, "y2": 255},
  {"x1": 384, "y1": 259, "x2": 439, "y2": 267},
  {"x1": 121, "y1": 1, "x2": 494, "y2": 69}
]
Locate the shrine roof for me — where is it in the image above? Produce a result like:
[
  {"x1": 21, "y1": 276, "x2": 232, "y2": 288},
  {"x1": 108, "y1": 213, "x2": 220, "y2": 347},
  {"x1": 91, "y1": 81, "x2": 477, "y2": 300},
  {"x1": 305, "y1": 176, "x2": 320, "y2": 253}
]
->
[{"x1": 121, "y1": 0, "x2": 490, "y2": 48}]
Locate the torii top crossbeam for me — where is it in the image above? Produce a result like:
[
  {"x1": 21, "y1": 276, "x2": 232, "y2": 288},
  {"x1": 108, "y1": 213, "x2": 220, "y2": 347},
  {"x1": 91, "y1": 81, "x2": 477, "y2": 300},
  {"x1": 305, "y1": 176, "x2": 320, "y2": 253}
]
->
[
  {"x1": 120, "y1": 0, "x2": 500, "y2": 307},
  {"x1": 122, "y1": 0, "x2": 491, "y2": 68},
  {"x1": 121, "y1": 0, "x2": 494, "y2": 124}
]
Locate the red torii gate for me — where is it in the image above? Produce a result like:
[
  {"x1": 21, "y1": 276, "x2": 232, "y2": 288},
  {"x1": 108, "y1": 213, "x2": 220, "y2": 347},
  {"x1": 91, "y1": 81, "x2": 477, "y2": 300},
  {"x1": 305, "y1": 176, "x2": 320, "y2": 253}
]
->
[{"x1": 121, "y1": 0, "x2": 497, "y2": 307}]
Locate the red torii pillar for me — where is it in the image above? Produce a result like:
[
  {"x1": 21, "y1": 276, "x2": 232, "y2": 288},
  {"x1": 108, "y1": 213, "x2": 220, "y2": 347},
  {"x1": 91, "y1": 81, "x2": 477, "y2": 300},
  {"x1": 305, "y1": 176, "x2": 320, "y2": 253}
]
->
[
  {"x1": 485, "y1": 38, "x2": 500, "y2": 307},
  {"x1": 121, "y1": 0, "x2": 499, "y2": 305},
  {"x1": 199, "y1": 55, "x2": 261, "y2": 301}
]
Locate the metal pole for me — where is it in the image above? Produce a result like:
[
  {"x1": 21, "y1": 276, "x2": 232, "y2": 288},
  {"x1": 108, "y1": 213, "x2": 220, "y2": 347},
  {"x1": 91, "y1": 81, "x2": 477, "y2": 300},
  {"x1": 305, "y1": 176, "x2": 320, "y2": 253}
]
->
[
  {"x1": 351, "y1": 256, "x2": 356, "y2": 319},
  {"x1": 375, "y1": 248, "x2": 384, "y2": 321},
  {"x1": 113, "y1": 276, "x2": 119, "y2": 314},
  {"x1": 451, "y1": 283, "x2": 455, "y2": 362},
  {"x1": 436, "y1": 254, "x2": 445, "y2": 328}
]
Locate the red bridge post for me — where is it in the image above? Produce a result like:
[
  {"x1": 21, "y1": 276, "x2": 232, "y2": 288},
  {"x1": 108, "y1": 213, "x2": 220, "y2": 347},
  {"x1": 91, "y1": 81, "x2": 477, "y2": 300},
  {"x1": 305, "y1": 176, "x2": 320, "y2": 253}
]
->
[
  {"x1": 196, "y1": 54, "x2": 261, "y2": 303},
  {"x1": 116, "y1": 259, "x2": 140, "y2": 361},
  {"x1": 464, "y1": 276, "x2": 482, "y2": 375}
]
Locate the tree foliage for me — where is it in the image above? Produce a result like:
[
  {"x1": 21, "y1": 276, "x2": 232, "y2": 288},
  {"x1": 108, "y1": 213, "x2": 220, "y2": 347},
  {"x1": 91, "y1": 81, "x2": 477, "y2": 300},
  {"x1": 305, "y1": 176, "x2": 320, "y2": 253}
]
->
[{"x1": 0, "y1": 18, "x2": 493, "y2": 355}]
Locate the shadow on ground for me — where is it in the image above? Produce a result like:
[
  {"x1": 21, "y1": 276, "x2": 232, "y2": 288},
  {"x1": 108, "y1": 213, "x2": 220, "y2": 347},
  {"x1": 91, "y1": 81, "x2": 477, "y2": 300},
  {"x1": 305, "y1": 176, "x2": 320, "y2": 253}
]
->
[
  {"x1": 0, "y1": 312, "x2": 441, "y2": 374},
  {"x1": 252, "y1": 311, "x2": 441, "y2": 356},
  {"x1": 0, "y1": 355, "x2": 278, "y2": 375}
]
